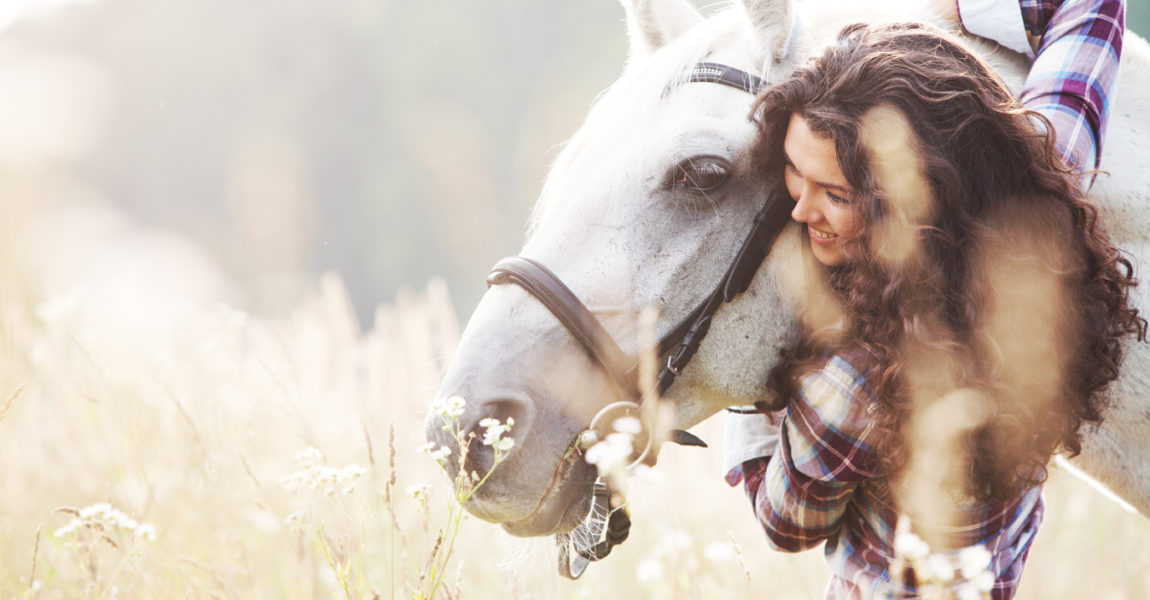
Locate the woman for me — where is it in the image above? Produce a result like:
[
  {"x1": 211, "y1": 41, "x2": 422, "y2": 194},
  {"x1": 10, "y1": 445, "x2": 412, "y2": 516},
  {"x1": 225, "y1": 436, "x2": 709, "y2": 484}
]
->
[{"x1": 728, "y1": 22, "x2": 1145, "y2": 599}]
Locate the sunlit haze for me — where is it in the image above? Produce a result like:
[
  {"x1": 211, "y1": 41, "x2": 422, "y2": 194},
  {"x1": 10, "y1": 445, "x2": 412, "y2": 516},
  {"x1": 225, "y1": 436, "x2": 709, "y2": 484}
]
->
[{"x1": 0, "y1": 0, "x2": 97, "y2": 32}]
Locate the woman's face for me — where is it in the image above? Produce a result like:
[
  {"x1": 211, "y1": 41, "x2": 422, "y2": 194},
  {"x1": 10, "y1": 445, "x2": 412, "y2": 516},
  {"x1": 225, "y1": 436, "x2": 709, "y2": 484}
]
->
[{"x1": 783, "y1": 113, "x2": 862, "y2": 267}]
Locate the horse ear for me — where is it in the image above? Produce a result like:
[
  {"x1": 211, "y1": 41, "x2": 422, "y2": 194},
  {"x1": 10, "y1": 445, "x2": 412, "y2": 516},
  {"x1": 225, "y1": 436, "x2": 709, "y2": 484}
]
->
[
  {"x1": 739, "y1": 0, "x2": 795, "y2": 63},
  {"x1": 621, "y1": 0, "x2": 704, "y2": 58}
]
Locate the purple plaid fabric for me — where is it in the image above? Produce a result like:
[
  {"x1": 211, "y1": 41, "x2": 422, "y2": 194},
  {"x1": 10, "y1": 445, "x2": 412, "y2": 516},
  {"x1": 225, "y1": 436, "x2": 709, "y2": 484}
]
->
[
  {"x1": 1017, "y1": 0, "x2": 1126, "y2": 172},
  {"x1": 732, "y1": 356, "x2": 1045, "y2": 599}
]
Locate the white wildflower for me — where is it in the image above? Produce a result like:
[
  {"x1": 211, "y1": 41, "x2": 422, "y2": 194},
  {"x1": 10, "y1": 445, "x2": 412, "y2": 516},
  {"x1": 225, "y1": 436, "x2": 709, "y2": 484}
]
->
[
  {"x1": 630, "y1": 463, "x2": 663, "y2": 482},
  {"x1": 281, "y1": 448, "x2": 365, "y2": 497},
  {"x1": 583, "y1": 432, "x2": 633, "y2": 479},
  {"x1": 480, "y1": 417, "x2": 514, "y2": 449},
  {"x1": 958, "y1": 544, "x2": 992, "y2": 579},
  {"x1": 922, "y1": 554, "x2": 955, "y2": 583},
  {"x1": 135, "y1": 524, "x2": 157, "y2": 542},
  {"x1": 495, "y1": 437, "x2": 515, "y2": 452},
  {"x1": 426, "y1": 445, "x2": 451, "y2": 463},
  {"x1": 279, "y1": 471, "x2": 307, "y2": 492},
  {"x1": 53, "y1": 522, "x2": 77, "y2": 539},
  {"x1": 432, "y1": 395, "x2": 467, "y2": 419},
  {"x1": 662, "y1": 529, "x2": 691, "y2": 552},
  {"x1": 612, "y1": 416, "x2": 642, "y2": 435},
  {"x1": 636, "y1": 557, "x2": 665, "y2": 583},
  {"x1": 283, "y1": 510, "x2": 307, "y2": 530},
  {"x1": 55, "y1": 502, "x2": 153, "y2": 543},
  {"x1": 79, "y1": 503, "x2": 112, "y2": 520},
  {"x1": 703, "y1": 541, "x2": 735, "y2": 564},
  {"x1": 956, "y1": 586, "x2": 982, "y2": 600},
  {"x1": 407, "y1": 483, "x2": 431, "y2": 502},
  {"x1": 294, "y1": 447, "x2": 324, "y2": 468},
  {"x1": 893, "y1": 529, "x2": 930, "y2": 561},
  {"x1": 972, "y1": 570, "x2": 995, "y2": 592}
]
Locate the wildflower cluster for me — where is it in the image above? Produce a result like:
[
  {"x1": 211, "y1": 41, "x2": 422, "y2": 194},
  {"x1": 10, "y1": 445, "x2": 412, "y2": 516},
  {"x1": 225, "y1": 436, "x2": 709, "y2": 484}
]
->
[
  {"x1": 894, "y1": 525, "x2": 995, "y2": 600},
  {"x1": 583, "y1": 416, "x2": 641, "y2": 489},
  {"x1": 479, "y1": 416, "x2": 515, "y2": 453},
  {"x1": 427, "y1": 395, "x2": 466, "y2": 420},
  {"x1": 54, "y1": 502, "x2": 157, "y2": 543},
  {"x1": 280, "y1": 447, "x2": 367, "y2": 497},
  {"x1": 416, "y1": 395, "x2": 517, "y2": 600},
  {"x1": 423, "y1": 443, "x2": 452, "y2": 464}
]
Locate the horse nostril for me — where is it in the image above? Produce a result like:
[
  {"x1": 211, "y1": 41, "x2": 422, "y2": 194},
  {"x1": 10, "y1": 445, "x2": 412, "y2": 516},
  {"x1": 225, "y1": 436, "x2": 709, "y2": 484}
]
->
[{"x1": 458, "y1": 397, "x2": 531, "y2": 478}]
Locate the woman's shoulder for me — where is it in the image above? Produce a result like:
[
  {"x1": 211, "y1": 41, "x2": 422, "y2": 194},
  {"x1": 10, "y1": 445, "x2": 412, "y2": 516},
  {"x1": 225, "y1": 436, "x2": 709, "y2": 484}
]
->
[
  {"x1": 792, "y1": 353, "x2": 880, "y2": 446},
  {"x1": 786, "y1": 352, "x2": 882, "y2": 479},
  {"x1": 799, "y1": 353, "x2": 879, "y2": 416}
]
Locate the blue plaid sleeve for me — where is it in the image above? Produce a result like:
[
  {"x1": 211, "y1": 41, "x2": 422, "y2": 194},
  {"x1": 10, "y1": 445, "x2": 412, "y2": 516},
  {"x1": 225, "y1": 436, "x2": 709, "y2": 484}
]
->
[
  {"x1": 744, "y1": 356, "x2": 880, "y2": 552},
  {"x1": 1018, "y1": 0, "x2": 1125, "y2": 172}
]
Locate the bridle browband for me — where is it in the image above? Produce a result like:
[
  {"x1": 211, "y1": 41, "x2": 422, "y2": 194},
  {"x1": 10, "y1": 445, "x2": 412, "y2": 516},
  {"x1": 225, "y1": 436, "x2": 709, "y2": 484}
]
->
[
  {"x1": 485, "y1": 62, "x2": 785, "y2": 579},
  {"x1": 677, "y1": 61, "x2": 768, "y2": 95}
]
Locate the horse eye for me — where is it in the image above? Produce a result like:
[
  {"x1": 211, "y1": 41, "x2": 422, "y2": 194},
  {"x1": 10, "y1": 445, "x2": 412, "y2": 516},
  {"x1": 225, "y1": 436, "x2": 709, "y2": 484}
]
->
[{"x1": 665, "y1": 156, "x2": 731, "y2": 193}]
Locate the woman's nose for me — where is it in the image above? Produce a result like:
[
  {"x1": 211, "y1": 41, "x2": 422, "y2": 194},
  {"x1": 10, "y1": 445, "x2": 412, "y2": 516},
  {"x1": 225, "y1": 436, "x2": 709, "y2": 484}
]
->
[{"x1": 791, "y1": 186, "x2": 817, "y2": 224}]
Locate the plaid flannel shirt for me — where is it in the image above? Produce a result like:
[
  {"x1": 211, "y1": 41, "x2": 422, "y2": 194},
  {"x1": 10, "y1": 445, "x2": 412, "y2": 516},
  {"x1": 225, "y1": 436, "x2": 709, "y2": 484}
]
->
[
  {"x1": 735, "y1": 356, "x2": 1045, "y2": 599},
  {"x1": 959, "y1": 0, "x2": 1126, "y2": 173}
]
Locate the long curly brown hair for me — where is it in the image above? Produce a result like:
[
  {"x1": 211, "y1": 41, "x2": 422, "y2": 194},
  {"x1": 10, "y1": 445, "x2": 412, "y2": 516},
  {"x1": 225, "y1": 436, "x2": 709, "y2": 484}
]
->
[{"x1": 750, "y1": 22, "x2": 1145, "y2": 502}]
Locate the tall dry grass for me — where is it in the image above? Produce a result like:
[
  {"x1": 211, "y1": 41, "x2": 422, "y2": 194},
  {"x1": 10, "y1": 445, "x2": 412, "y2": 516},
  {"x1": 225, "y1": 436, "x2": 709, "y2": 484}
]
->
[{"x1": 0, "y1": 222, "x2": 1147, "y2": 599}]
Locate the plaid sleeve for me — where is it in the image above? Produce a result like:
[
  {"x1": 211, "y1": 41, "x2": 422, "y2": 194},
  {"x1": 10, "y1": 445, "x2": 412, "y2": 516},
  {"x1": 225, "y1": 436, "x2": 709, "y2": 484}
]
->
[
  {"x1": 743, "y1": 357, "x2": 879, "y2": 552},
  {"x1": 1019, "y1": 0, "x2": 1125, "y2": 172}
]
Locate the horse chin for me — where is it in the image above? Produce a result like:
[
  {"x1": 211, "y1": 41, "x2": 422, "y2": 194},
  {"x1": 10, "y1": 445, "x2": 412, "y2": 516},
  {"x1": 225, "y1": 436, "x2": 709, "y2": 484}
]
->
[{"x1": 501, "y1": 457, "x2": 597, "y2": 537}]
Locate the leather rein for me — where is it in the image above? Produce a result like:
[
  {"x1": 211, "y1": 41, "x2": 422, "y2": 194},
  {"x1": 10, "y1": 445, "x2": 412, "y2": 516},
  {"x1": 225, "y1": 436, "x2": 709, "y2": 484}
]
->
[{"x1": 485, "y1": 62, "x2": 786, "y2": 578}]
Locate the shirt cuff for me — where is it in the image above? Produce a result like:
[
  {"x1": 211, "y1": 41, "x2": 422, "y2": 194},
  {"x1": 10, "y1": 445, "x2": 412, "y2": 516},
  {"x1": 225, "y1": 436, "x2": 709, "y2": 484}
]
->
[
  {"x1": 722, "y1": 409, "x2": 781, "y2": 474},
  {"x1": 957, "y1": 0, "x2": 1035, "y2": 58}
]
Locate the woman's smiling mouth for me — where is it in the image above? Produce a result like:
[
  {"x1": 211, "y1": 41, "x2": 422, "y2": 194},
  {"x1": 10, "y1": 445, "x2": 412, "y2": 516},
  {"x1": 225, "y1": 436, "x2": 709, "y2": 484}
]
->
[{"x1": 809, "y1": 226, "x2": 839, "y2": 242}]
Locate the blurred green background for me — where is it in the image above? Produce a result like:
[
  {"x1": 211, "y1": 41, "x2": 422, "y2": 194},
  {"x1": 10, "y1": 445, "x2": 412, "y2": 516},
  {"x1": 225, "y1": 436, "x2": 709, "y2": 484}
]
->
[
  {"x1": 2, "y1": 0, "x2": 1147, "y2": 324},
  {"x1": 1134, "y1": 0, "x2": 1149, "y2": 35}
]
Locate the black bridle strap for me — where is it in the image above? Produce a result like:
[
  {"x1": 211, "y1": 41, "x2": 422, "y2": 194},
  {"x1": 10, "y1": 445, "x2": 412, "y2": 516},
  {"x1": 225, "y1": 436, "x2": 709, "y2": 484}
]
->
[
  {"x1": 645, "y1": 190, "x2": 793, "y2": 396},
  {"x1": 683, "y1": 62, "x2": 768, "y2": 95}
]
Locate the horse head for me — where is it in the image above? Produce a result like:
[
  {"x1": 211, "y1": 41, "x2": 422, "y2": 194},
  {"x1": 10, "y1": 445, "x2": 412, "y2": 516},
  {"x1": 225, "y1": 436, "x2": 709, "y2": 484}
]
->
[{"x1": 427, "y1": 0, "x2": 812, "y2": 539}]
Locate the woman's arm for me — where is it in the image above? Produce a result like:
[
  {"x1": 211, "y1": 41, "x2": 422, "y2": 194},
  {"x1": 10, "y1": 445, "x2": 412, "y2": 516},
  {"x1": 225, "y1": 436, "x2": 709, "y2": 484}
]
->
[
  {"x1": 1017, "y1": 0, "x2": 1125, "y2": 173},
  {"x1": 956, "y1": 0, "x2": 1126, "y2": 175},
  {"x1": 740, "y1": 357, "x2": 879, "y2": 552}
]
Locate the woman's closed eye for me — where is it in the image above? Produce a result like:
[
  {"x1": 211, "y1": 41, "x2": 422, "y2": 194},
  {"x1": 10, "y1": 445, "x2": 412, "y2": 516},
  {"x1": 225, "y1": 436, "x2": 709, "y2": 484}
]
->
[{"x1": 826, "y1": 191, "x2": 851, "y2": 205}]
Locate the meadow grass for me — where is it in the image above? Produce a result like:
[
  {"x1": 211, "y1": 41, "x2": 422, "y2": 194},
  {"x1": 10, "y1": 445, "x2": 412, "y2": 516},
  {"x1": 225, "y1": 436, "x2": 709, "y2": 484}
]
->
[{"x1": 0, "y1": 270, "x2": 1148, "y2": 599}]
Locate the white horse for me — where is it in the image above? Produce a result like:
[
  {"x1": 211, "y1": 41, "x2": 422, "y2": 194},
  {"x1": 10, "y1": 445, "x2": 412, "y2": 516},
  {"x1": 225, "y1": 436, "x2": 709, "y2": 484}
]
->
[{"x1": 427, "y1": 0, "x2": 1150, "y2": 542}]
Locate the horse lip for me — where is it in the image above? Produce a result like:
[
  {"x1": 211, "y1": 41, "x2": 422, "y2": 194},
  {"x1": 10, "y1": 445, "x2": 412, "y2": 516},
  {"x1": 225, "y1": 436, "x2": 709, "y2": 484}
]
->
[{"x1": 501, "y1": 454, "x2": 596, "y2": 537}]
